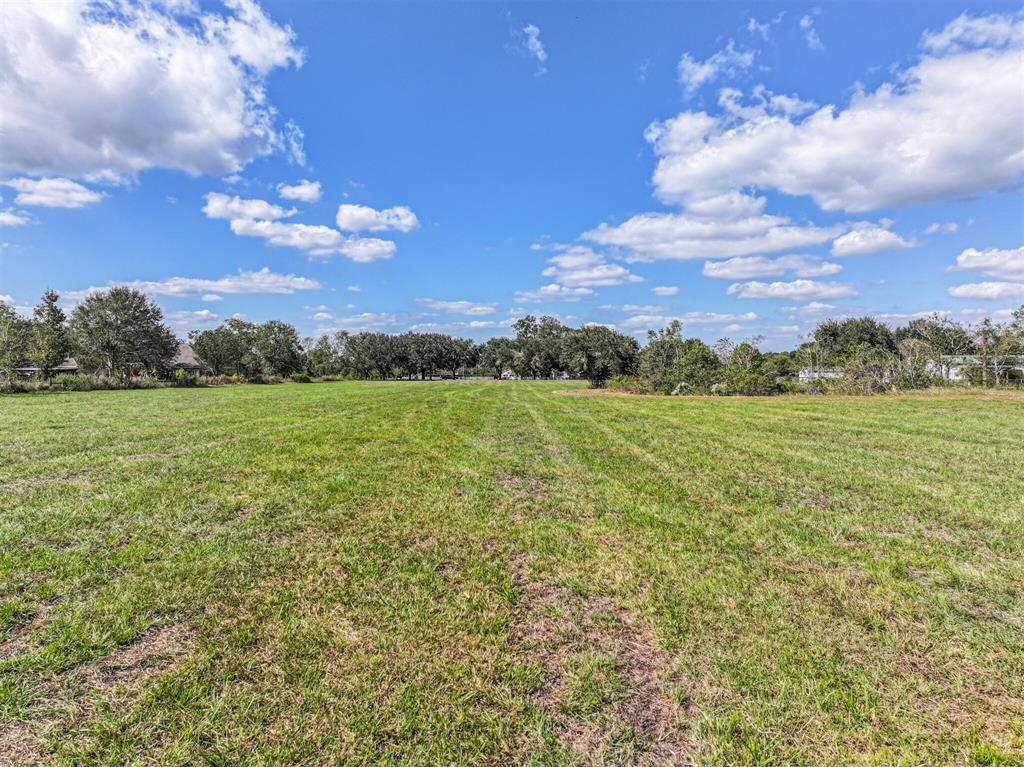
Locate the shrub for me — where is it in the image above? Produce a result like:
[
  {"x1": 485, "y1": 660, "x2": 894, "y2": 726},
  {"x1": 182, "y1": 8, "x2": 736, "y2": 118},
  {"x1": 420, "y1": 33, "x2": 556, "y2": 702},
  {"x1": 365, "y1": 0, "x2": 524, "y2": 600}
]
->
[
  {"x1": 173, "y1": 368, "x2": 192, "y2": 387},
  {"x1": 290, "y1": 372, "x2": 312, "y2": 383},
  {"x1": 52, "y1": 373, "x2": 105, "y2": 391}
]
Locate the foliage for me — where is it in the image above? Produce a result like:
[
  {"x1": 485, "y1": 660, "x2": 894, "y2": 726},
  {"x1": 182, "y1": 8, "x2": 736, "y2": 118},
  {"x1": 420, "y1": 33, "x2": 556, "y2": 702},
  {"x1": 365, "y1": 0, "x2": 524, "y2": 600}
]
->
[
  {"x1": 560, "y1": 325, "x2": 639, "y2": 387},
  {"x1": 28, "y1": 289, "x2": 72, "y2": 379},
  {"x1": 69, "y1": 287, "x2": 177, "y2": 378},
  {"x1": 0, "y1": 301, "x2": 31, "y2": 379}
]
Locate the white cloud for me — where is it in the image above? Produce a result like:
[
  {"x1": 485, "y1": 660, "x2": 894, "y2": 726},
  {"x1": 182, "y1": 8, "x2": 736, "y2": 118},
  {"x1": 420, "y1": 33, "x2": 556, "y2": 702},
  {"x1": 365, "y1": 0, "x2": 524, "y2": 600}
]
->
[
  {"x1": 600, "y1": 304, "x2": 665, "y2": 314},
  {"x1": 336, "y1": 204, "x2": 419, "y2": 233},
  {"x1": 319, "y1": 312, "x2": 399, "y2": 332},
  {"x1": 727, "y1": 279, "x2": 859, "y2": 300},
  {"x1": 312, "y1": 312, "x2": 333, "y2": 321},
  {"x1": 645, "y1": 13, "x2": 1024, "y2": 213},
  {"x1": 584, "y1": 208, "x2": 841, "y2": 262},
  {"x1": 409, "y1": 319, "x2": 513, "y2": 333},
  {"x1": 166, "y1": 309, "x2": 219, "y2": 329},
  {"x1": 227, "y1": 218, "x2": 397, "y2": 262},
  {"x1": 748, "y1": 13, "x2": 784, "y2": 40},
  {"x1": 522, "y1": 24, "x2": 548, "y2": 75},
  {"x1": 781, "y1": 301, "x2": 837, "y2": 316},
  {"x1": 800, "y1": 15, "x2": 824, "y2": 51},
  {"x1": 921, "y1": 11, "x2": 1024, "y2": 54},
  {"x1": 3, "y1": 177, "x2": 102, "y2": 208},
  {"x1": 513, "y1": 284, "x2": 595, "y2": 303},
  {"x1": 277, "y1": 179, "x2": 322, "y2": 202},
  {"x1": 652, "y1": 286, "x2": 679, "y2": 296},
  {"x1": 619, "y1": 311, "x2": 759, "y2": 330},
  {"x1": 948, "y1": 282, "x2": 1024, "y2": 300},
  {"x1": 677, "y1": 41, "x2": 754, "y2": 96},
  {"x1": 540, "y1": 246, "x2": 642, "y2": 287},
  {"x1": 0, "y1": 209, "x2": 29, "y2": 226},
  {"x1": 73, "y1": 267, "x2": 322, "y2": 298},
  {"x1": 203, "y1": 192, "x2": 295, "y2": 221},
  {"x1": 0, "y1": 295, "x2": 14, "y2": 304},
  {"x1": 925, "y1": 221, "x2": 959, "y2": 235},
  {"x1": 830, "y1": 222, "x2": 916, "y2": 257},
  {"x1": 703, "y1": 254, "x2": 842, "y2": 279},
  {"x1": 347, "y1": 284, "x2": 362, "y2": 293},
  {"x1": 0, "y1": 0, "x2": 303, "y2": 180},
  {"x1": 951, "y1": 246, "x2": 1024, "y2": 280},
  {"x1": 201, "y1": 294, "x2": 223, "y2": 302},
  {"x1": 416, "y1": 298, "x2": 498, "y2": 316}
]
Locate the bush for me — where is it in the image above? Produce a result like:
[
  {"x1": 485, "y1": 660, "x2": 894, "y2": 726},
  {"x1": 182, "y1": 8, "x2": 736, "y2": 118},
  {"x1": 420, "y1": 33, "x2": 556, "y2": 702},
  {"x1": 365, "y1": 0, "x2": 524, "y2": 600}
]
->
[
  {"x1": 196, "y1": 373, "x2": 246, "y2": 386},
  {"x1": 52, "y1": 373, "x2": 106, "y2": 391},
  {"x1": 250, "y1": 374, "x2": 285, "y2": 385},
  {"x1": 173, "y1": 368, "x2": 192, "y2": 387},
  {"x1": 290, "y1": 372, "x2": 312, "y2": 383}
]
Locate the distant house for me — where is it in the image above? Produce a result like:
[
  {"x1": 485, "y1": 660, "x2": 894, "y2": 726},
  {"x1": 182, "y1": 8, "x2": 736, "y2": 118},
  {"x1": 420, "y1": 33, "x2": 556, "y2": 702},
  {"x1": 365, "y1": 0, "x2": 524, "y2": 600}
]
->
[
  {"x1": 15, "y1": 357, "x2": 80, "y2": 378},
  {"x1": 933, "y1": 354, "x2": 1024, "y2": 382},
  {"x1": 798, "y1": 367, "x2": 843, "y2": 384},
  {"x1": 169, "y1": 343, "x2": 202, "y2": 375}
]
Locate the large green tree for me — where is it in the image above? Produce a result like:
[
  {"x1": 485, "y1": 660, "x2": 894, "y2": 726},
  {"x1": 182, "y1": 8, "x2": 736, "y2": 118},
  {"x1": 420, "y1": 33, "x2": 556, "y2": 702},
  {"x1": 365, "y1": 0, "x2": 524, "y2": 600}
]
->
[
  {"x1": 560, "y1": 325, "x2": 639, "y2": 387},
  {"x1": 69, "y1": 287, "x2": 177, "y2": 378}
]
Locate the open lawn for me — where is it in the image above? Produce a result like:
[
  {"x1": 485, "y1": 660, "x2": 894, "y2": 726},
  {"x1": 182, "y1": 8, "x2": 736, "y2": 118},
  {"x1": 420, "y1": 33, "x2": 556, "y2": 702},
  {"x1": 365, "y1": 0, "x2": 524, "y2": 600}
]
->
[{"x1": 1, "y1": 381, "x2": 1022, "y2": 766}]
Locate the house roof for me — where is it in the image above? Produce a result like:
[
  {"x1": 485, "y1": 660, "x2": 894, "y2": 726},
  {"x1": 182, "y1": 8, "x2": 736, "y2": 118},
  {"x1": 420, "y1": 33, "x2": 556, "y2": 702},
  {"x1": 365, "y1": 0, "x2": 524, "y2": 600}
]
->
[{"x1": 171, "y1": 342, "x2": 201, "y2": 369}]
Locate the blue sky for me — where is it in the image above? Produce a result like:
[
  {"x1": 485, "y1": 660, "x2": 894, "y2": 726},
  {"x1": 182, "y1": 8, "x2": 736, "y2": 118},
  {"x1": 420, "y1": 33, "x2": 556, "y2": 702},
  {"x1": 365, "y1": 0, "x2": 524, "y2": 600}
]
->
[{"x1": 1, "y1": 1, "x2": 1022, "y2": 348}]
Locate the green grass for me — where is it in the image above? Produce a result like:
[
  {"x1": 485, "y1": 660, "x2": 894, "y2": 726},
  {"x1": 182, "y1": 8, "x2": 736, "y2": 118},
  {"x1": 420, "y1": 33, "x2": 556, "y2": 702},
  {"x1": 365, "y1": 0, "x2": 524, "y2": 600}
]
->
[{"x1": 1, "y1": 381, "x2": 1022, "y2": 766}]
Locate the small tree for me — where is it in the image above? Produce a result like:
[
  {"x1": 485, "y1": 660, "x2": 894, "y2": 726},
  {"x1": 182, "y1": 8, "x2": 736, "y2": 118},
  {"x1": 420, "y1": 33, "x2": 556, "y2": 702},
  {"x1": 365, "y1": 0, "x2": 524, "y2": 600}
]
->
[
  {"x1": 28, "y1": 290, "x2": 71, "y2": 380},
  {"x1": 69, "y1": 287, "x2": 177, "y2": 378},
  {"x1": 0, "y1": 303, "x2": 31, "y2": 380}
]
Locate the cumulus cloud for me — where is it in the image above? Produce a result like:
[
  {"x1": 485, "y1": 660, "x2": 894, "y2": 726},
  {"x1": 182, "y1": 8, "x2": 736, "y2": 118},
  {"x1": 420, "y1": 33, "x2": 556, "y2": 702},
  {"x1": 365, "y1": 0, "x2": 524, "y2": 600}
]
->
[
  {"x1": 203, "y1": 192, "x2": 296, "y2": 221},
  {"x1": 951, "y1": 246, "x2": 1024, "y2": 280},
  {"x1": 0, "y1": 0, "x2": 303, "y2": 180},
  {"x1": 619, "y1": 311, "x2": 759, "y2": 330},
  {"x1": 3, "y1": 178, "x2": 103, "y2": 208},
  {"x1": 62, "y1": 267, "x2": 321, "y2": 303},
  {"x1": 277, "y1": 180, "x2": 322, "y2": 202},
  {"x1": 781, "y1": 301, "x2": 837, "y2": 316},
  {"x1": 336, "y1": 204, "x2": 419, "y2": 233},
  {"x1": 204, "y1": 196, "x2": 405, "y2": 262},
  {"x1": 318, "y1": 312, "x2": 399, "y2": 332},
  {"x1": 727, "y1": 279, "x2": 858, "y2": 300},
  {"x1": 416, "y1": 298, "x2": 498, "y2": 316},
  {"x1": 409, "y1": 319, "x2": 513, "y2": 334},
  {"x1": 925, "y1": 221, "x2": 959, "y2": 235},
  {"x1": 0, "y1": 209, "x2": 29, "y2": 226},
  {"x1": 677, "y1": 41, "x2": 754, "y2": 95},
  {"x1": 540, "y1": 246, "x2": 642, "y2": 287},
  {"x1": 123, "y1": 267, "x2": 320, "y2": 297},
  {"x1": 513, "y1": 284, "x2": 595, "y2": 303},
  {"x1": 830, "y1": 222, "x2": 916, "y2": 257},
  {"x1": 584, "y1": 208, "x2": 841, "y2": 262},
  {"x1": 703, "y1": 254, "x2": 842, "y2": 279},
  {"x1": 652, "y1": 286, "x2": 679, "y2": 296},
  {"x1": 948, "y1": 281, "x2": 1024, "y2": 299},
  {"x1": 645, "y1": 12, "x2": 1024, "y2": 213},
  {"x1": 166, "y1": 309, "x2": 219, "y2": 330},
  {"x1": 201, "y1": 294, "x2": 223, "y2": 302}
]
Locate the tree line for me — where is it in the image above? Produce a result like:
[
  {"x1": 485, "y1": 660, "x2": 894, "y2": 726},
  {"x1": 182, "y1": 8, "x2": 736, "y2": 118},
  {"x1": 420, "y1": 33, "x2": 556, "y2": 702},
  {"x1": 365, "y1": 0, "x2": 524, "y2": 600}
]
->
[{"x1": 2, "y1": 286, "x2": 1022, "y2": 393}]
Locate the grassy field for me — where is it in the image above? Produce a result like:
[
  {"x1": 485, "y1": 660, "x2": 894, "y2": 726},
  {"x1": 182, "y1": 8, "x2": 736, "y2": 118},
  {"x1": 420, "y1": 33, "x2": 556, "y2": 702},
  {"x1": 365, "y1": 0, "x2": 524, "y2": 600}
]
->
[{"x1": 1, "y1": 381, "x2": 1022, "y2": 766}]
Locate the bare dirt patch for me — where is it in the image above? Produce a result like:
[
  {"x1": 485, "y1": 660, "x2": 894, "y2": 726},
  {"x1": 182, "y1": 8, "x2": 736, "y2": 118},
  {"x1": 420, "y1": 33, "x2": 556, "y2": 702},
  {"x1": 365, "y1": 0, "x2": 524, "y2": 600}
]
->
[
  {"x1": 83, "y1": 623, "x2": 194, "y2": 694},
  {"x1": 509, "y1": 554, "x2": 694, "y2": 765},
  {"x1": 0, "y1": 473, "x2": 86, "y2": 494}
]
